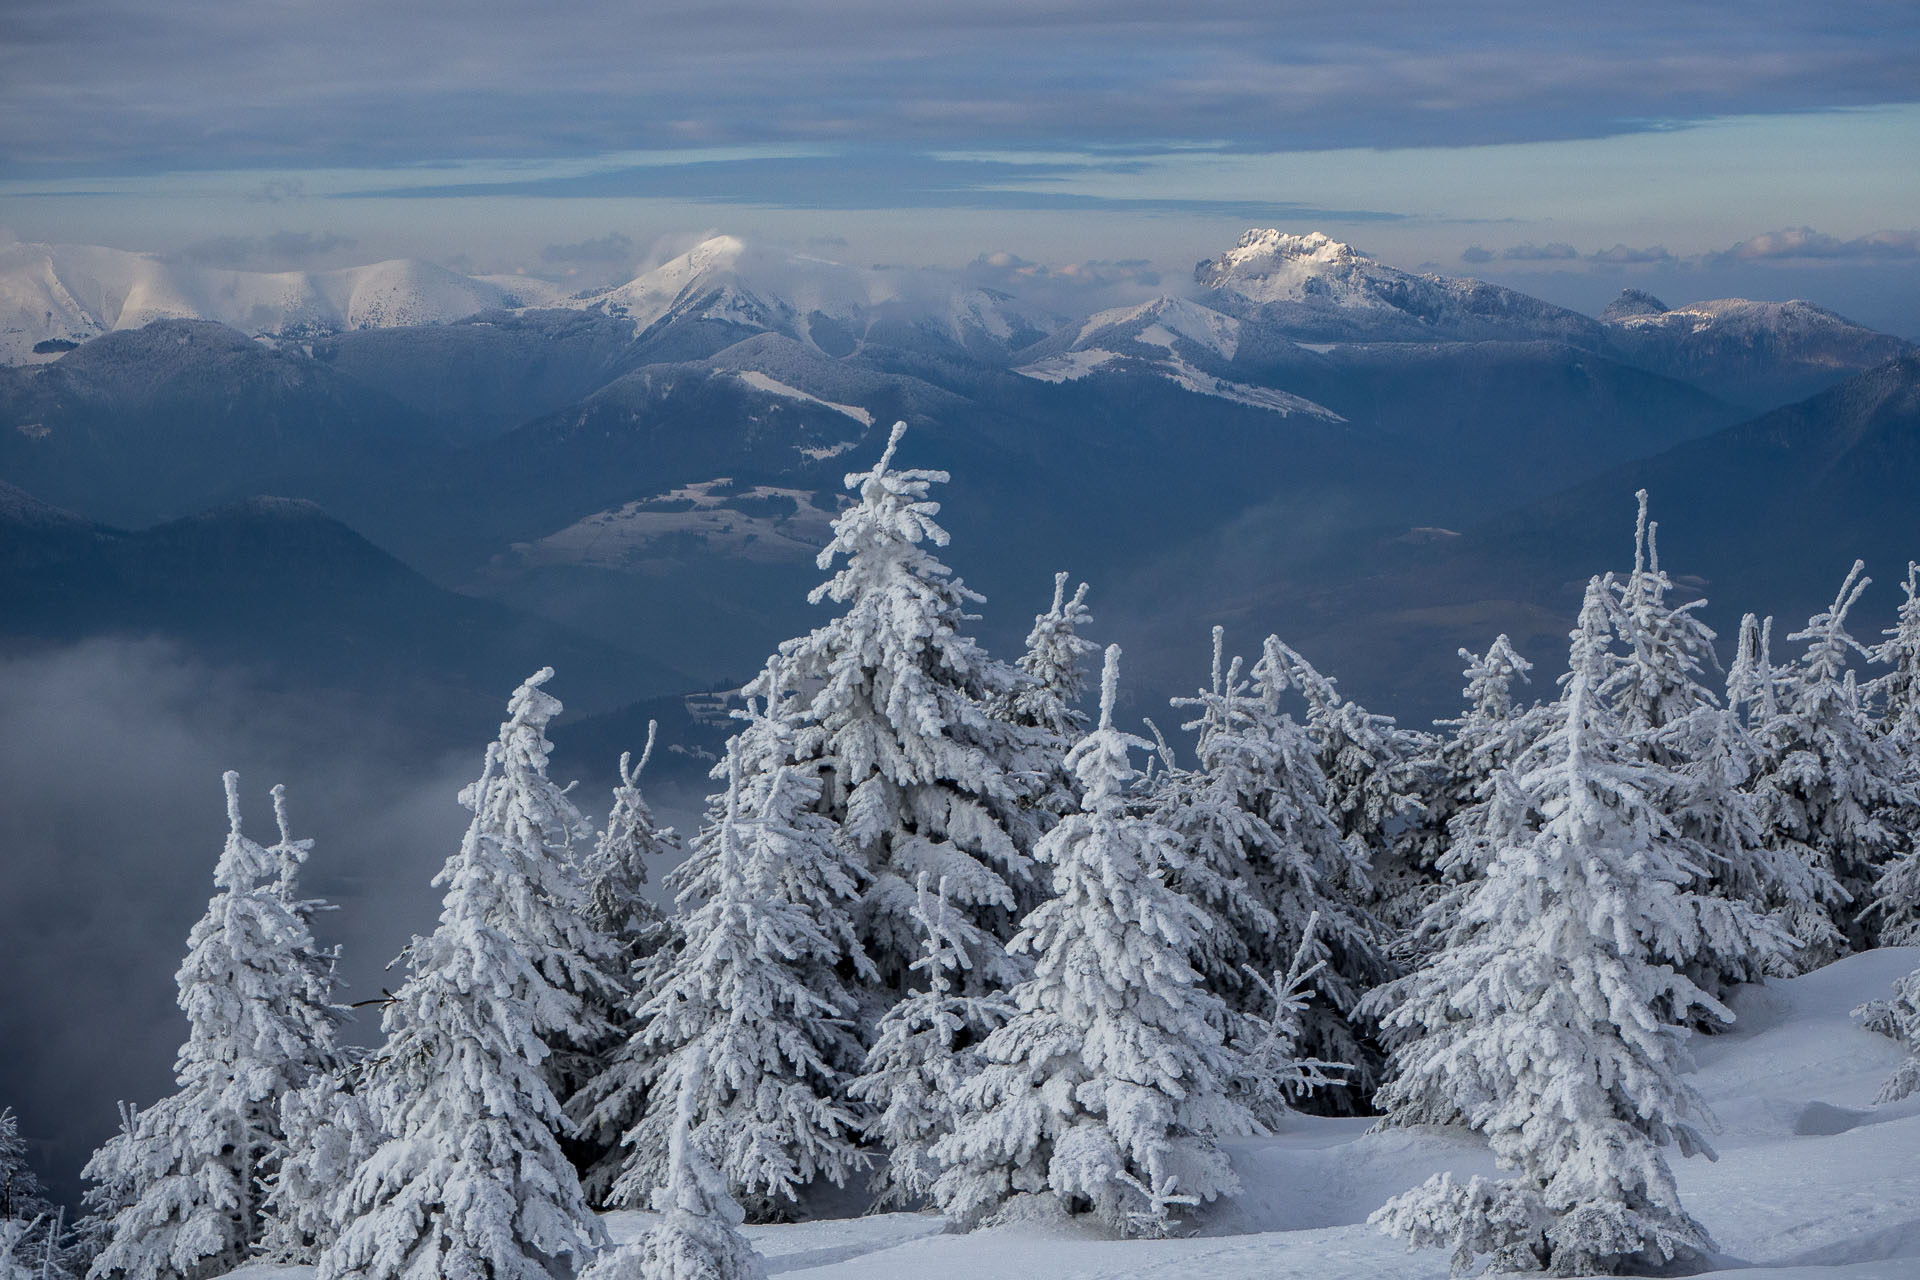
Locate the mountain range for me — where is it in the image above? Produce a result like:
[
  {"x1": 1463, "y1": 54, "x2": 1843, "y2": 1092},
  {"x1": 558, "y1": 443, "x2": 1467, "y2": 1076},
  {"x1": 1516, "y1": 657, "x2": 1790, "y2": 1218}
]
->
[{"x1": 2, "y1": 227, "x2": 1915, "y2": 753}]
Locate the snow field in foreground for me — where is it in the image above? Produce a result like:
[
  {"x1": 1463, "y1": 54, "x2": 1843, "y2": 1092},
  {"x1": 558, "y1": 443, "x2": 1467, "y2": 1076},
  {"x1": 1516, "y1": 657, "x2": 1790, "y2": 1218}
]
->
[{"x1": 217, "y1": 948, "x2": 1920, "y2": 1280}]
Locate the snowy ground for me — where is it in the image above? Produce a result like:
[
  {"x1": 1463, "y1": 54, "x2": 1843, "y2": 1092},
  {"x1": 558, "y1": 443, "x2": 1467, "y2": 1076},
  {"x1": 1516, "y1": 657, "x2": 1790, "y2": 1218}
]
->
[{"x1": 223, "y1": 948, "x2": 1920, "y2": 1280}]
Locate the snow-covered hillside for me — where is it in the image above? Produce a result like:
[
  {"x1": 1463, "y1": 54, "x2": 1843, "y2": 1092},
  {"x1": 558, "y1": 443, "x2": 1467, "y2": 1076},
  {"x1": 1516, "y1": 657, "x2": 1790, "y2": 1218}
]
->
[
  {"x1": 1015, "y1": 295, "x2": 1344, "y2": 418},
  {"x1": 203, "y1": 949, "x2": 1920, "y2": 1280}
]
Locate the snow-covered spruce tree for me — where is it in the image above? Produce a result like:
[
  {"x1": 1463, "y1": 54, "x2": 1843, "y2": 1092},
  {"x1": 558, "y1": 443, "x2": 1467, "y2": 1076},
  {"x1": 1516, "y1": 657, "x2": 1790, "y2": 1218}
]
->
[
  {"x1": 1726, "y1": 613, "x2": 1847, "y2": 961},
  {"x1": 1873, "y1": 561, "x2": 1920, "y2": 747},
  {"x1": 933, "y1": 646, "x2": 1253, "y2": 1237},
  {"x1": 257, "y1": 1063, "x2": 374, "y2": 1265},
  {"x1": 0, "y1": 1108, "x2": 68, "y2": 1280},
  {"x1": 583, "y1": 723, "x2": 677, "y2": 964},
  {"x1": 1269, "y1": 640, "x2": 1428, "y2": 885},
  {"x1": 1747, "y1": 564, "x2": 1917, "y2": 957},
  {"x1": 568, "y1": 724, "x2": 681, "y2": 1193},
  {"x1": 1147, "y1": 627, "x2": 1368, "y2": 1118},
  {"x1": 1867, "y1": 564, "x2": 1920, "y2": 943},
  {"x1": 1855, "y1": 962, "x2": 1920, "y2": 1104},
  {"x1": 992, "y1": 572, "x2": 1096, "y2": 833},
  {"x1": 597, "y1": 723, "x2": 871, "y2": 1221},
  {"x1": 1370, "y1": 581, "x2": 1723, "y2": 1278},
  {"x1": 318, "y1": 670, "x2": 616, "y2": 1280},
  {"x1": 770, "y1": 421, "x2": 1050, "y2": 998},
  {"x1": 1389, "y1": 636, "x2": 1543, "y2": 947},
  {"x1": 999, "y1": 572, "x2": 1097, "y2": 741},
  {"x1": 1600, "y1": 500, "x2": 1795, "y2": 997},
  {"x1": 848, "y1": 875, "x2": 1012, "y2": 1208},
  {"x1": 581, "y1": 1048, "x2": 766, "y2": 1280},
  {"x1": 85, "y1": 774, "x2": 348, "y2": 1280},
  {"x1": 1236, "y1": 634, "x2": 1395, "y2": 1108},
  {"x1": 1147, "y1": 634, "x2": 1282, "y2": 1044}
]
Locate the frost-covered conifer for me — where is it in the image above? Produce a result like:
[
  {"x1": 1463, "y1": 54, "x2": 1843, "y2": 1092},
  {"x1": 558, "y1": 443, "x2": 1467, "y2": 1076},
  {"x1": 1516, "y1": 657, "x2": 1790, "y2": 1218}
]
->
[
  {"x1": 1371, "y1": 582, "x2": 1722, "y2": 1277},
  {"x1": 994, "y1": 572, "x2": 1096, "y2": 832},
  {"x1": 1388, "y1": 636, "x2": 1542, "y2": 944},
  {"x1": 1873, "y1": 562, "x2": 1920, "y2": 746},
  {"x1": 584, "y1": 724, "x2": 677, "y2": 962},
  {"x1": 769, "y1": 421, "x2": 1049, "y2": 997},
  {"x1": 1603, "y1": 494, "x2": 1721, "y2": 750},
  {"x1": 0, "y1": 1109, "x2": 67, "y2": 1280},
  {"x1": 599, "y1": 728, "x2": 870, "y2": 1221},
  {"x1": 1271, "y1": 641, "x2": 1427, "y2": 878},
  {"x1": 1600, "y1": 499, "x2": 1795, "y2": 996},
  {"x1": 318, "y1": 671, "x2": 615, "y2": 1280},
  {"x1": 1001, "y1": 572, "x2": 1097, "y2": 741},
  {"x1": 1227, "y1": 918, "x2": 1346, "y2": 1125},
  {"x1": 581, "y1": 1048, "x2": 766, "y2": 1280},
  {"x1": 569, "y1": 725, "x2": 681, "y2": 1192},
  {"x1": 933, "y1": 646, "x2": 1252, "y2": 1237},
  {"x1": 848, "y1": 876, "x2": 1012, "y2": 1208},
  {"x1": 84, "y1": 774, "x2": 347, "y2": 1280},
  {"x1": 1241, "y1": 635, "x2": 1395, "y2": 1107},
  {"x1": 258, "y1": 1065, "x2": 374, "y2": 1264},
  {"x1": 1149, "y1": 629, "x2": 1379, "y2": 1114},
  {"x1": 1866, "y1": 565, "x2": 1920, "y2": 943},
  {"x1": 1746, "y1": 566, "x2": 1917, "y2": 957},
  {"x1": 1855, "y1": 962, "x2": 1920, "y2": 1104}
]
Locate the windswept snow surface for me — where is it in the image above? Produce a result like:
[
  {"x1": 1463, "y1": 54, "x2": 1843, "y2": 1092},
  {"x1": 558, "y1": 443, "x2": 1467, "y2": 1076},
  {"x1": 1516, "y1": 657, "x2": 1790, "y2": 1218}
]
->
[{"x1": 208, "y1": 950, "x2": 1920, "y2": 1280}]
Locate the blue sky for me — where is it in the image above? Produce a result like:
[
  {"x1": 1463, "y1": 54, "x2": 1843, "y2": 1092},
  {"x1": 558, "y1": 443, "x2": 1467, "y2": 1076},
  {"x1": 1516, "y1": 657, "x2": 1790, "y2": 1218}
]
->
[{"x1": 3, "y1": 0, "x2": 1918, "y2": 332}]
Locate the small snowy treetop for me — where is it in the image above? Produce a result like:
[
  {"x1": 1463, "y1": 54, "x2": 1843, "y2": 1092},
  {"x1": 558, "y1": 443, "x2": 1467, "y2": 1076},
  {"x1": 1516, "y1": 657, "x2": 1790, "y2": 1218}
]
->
[
  {"x1": 585, "y1": 721, "x2": 678, "y2": 941},
  {"x1": 1456, "y1": 634, "x2": 1531, "y2": 724},
  {"x1": 812, "y1": 420, "x2": 966, "y2": 592},
  {"x1": 1005, "y1": 572, "x2": 1097, "y2": 739},
  {"x1": 1789, "y1": 560, "x2": 1874, "y2": 686}
]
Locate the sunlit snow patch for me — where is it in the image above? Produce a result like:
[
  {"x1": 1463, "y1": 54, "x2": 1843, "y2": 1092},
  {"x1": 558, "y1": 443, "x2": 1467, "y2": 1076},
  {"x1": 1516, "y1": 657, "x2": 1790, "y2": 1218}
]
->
[{"x1": 733, "y1": 370, "x2": 874, "y2": 427}]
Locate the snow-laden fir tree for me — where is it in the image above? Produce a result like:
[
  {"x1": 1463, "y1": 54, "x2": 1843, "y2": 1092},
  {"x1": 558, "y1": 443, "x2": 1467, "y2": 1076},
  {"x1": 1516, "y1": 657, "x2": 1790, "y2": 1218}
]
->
[
  {"x1": 766, "y1": 421, "x2": 1052, "y2": 998},
  {"x1": 1855, "y1": 961, "x2": 1920, "y2": 1104},
  {"x1": 583, "y1": 723, "x2": 676, "y2": 964},
  {"x1": 84, "y1": 774, "x2": 347, "y2": 1280},
  {"x1": 1238, "y1": 634, "x2": 1395, "y2": 1107},
  {"x1": 1599, "y1": 499, "x2": 1796, "y2": 997},
  {"x1": 1389, "y1": 636, "x2": 1542, "y2": 948},
  {"x1": 580, "y1": 1048, "x2": 766, "y2": 1280},
  {"x1": 1725, "y1": 614, "x2": 1846, "y2": 960},
  {"x1": 594, "y1": 713, "x2": 871, "y2": 1221},
  {"x1": 1147, "y1": 628, "x2": 1377, "y2": 1117},
  {"x1": 1866, "y1": 564, "x2": 1920, "y2": 943},
  {"x1": 257, "y1": 1064, "x2": 374, "y2": 1264},
  {"x1": 1745, "y1": 565, "x2": 1917, "y2": 958},
  {"x1": 1268, "y1": 640, "x2": 1428, "y2": 884},
  {"x1": 1370, "y1": 581, "x2": 1724, "y2": 1277},
  {"x1": 318, "y1": 670, "x2": 615, "y2": 1280},
  {"x1": 993, "y1": 572, "x2": 1097, "y2": 831},
  {"x1": 569, "y1": 724, "x2": 680, "y2": 1194},
  {"x1": 1873, "y1": 562, "x2": 1920, "y2": 747},
  {"x1": 0, "y1": 1108, "x2": 68, "y2": 1280},
  {"x1": 999, "y1": 572, "x2": 1096, "y2": 741},
  {"x1": 1602, "y1": 494, "x2": 1721, "y2": 750},
  {"x1": 848, "y1": 875, "x2": 1012, "y2": 1208},
  {"x1": 933, "y1": 646, "x2": 1253, "y2": 1237}
]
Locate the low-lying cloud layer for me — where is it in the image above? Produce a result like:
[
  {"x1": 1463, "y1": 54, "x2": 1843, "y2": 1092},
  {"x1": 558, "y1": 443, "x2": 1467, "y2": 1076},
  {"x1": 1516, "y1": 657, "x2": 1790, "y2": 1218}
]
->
[
  {"x1": 0, "y1": 640, "x2": 489, "y2": 1202},
  {"x1": 1463, "y1": 228, "x2": 1920, "y2": 272}
]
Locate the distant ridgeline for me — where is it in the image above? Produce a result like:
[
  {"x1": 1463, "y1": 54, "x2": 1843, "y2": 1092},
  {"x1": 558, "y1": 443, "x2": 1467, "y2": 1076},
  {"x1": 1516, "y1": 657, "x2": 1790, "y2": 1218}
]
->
[
  {"x1": 1, "y1": 230, "x2": 1915, "y2": 741},
  {"x1": 18, "y1": 420, "x2": 1920, "y2": 1280}
]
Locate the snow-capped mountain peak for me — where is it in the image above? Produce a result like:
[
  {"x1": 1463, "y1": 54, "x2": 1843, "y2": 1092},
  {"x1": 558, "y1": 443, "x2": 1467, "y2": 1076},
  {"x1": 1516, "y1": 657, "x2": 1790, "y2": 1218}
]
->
[{"x1": 1193, "y1": 229, "x2": 1391, "y2": 308}]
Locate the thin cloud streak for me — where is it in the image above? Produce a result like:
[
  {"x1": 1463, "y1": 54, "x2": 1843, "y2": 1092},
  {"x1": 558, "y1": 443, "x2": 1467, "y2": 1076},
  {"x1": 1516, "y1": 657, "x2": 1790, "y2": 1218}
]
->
[{"x1": 2, "y1": 1, "x2": 1915, "y2": 170}]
